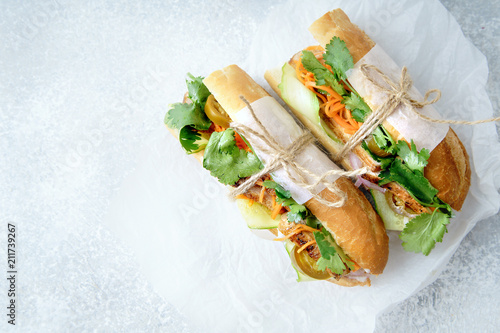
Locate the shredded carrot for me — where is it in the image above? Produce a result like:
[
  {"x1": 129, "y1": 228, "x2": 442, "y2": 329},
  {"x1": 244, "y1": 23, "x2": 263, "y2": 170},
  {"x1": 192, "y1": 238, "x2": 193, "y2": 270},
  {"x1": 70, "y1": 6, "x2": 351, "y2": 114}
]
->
[
  {"x1": 352, "y1": 261, "x2": 361, "y2": 271},
  {"x1": 234, "y1": 131, "x2": 251, "y2": 152},
  {"x1": 297, "y1": 224, "x2": 321, "y2": 233},
  {"x1": 294, "y1": 48, "x2": 362, "y2": 134},
  {"x1": 297, "y1": 240, "x2": 317, "y2": 253},
  {"x1": 271, "y1": 195, "x2": 276, "y2": 209},
  {"x1": 213, "y1": 123, "x2": 225, "y2": 132},
  {"x1": 259, "y1": 186, "x2": 266, "y2": 204},
  {"x1": 271, "y1": 203, "x2": 282, "y2": 220},
  {"x1": 273, "y1": 224, "x2": 319, "y2": 241},
  {"x1": 235, "y1": 194, "x2": 254, "y2": 207},
  {"x1": 274, "y1": 224, "x2": 304, "y2": 241}
]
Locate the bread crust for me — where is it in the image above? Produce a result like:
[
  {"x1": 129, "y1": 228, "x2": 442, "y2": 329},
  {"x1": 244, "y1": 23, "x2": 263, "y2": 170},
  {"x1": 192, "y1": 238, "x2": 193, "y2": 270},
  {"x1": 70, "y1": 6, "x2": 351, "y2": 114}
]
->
[
  {"x1": 306, "y1": 177, "x2": 388, "y2": 275},
  {"x1": 205, "y1": 64, "x2": 388, "y2": 276},
  {"x1": 424, "y1": 128, "x2": 471, "y2": 210},
  {"x1": 308, "y1": 9, "x2": 375, "y2": 63},
  {"x1": 268, "y1": 8, "x2": 471, "y2": 211},
  {"x1": 202, "y1": 64, "x2": 270, "y2": 119}
]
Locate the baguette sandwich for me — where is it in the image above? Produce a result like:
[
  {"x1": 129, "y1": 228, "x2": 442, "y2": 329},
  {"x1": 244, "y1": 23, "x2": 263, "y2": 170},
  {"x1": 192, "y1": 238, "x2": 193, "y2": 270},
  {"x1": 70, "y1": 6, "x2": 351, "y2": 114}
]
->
[
  {"x1": 265, "y1": 9, "x2": 471, "y2": 255},
  {"x1": 164, "y1": 64, "x2": 388, "y2": 286}
]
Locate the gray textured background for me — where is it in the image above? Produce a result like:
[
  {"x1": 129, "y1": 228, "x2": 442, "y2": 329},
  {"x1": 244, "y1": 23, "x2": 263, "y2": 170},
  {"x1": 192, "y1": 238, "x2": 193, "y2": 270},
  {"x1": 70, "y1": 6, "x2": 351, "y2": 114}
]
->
[{"x1": 1, "y1": 0, "x2": 498, "y2": 332}]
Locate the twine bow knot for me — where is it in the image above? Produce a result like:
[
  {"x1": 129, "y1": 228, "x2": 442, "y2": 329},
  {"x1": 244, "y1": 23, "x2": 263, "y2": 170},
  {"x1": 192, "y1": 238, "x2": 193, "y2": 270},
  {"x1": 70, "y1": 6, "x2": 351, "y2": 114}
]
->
[{"x1": 334, "y1": 64, "x2": 441, "y2": 162}]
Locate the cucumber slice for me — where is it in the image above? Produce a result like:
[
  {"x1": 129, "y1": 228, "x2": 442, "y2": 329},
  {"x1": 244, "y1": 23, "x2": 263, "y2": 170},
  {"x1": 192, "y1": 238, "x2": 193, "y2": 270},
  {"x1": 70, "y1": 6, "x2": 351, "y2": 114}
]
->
[
  {"x1": 279, "y1": 63, "x2": 321, "y2": 126},
  {"x1": 370, "y1": 189, "x2": 407, "y2": 231},
  {"x1": 279, "y1": 63, "x2": 341, "y2": 143},
  {"x1": 236, "y1": 199, "x2": 280, "y2": 229}
]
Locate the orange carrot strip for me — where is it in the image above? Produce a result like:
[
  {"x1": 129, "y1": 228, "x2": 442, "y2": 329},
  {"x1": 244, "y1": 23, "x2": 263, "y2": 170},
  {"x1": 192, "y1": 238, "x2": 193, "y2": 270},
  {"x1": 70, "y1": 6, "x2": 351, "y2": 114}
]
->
[
  {"x1": 271, "y1": 203, "x2": 282, "y2": 220},
  {"x1": 297, "y1": 240, "x2": 316, "y2": 253},
  {"x1": 259, "y1": 186, "x2": 266, "y2": 204}
]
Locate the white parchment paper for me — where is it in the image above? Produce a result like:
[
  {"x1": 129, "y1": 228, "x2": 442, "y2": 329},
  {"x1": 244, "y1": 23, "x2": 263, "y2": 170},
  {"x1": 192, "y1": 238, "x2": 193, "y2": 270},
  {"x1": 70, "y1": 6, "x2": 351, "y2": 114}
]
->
[{"x1": 105, "y1": 0, "x2": 500, "y2": 332}]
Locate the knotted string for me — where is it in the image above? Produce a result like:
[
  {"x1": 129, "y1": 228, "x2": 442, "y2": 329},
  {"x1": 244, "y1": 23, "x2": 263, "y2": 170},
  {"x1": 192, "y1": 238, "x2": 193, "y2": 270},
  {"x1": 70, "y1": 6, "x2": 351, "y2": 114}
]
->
[
  {"x1": 335, "y1": 63, "x2": 500, "y2": 162},
  {"x1": 230, "y1": 96, "x2": 373, "y2": 208}
]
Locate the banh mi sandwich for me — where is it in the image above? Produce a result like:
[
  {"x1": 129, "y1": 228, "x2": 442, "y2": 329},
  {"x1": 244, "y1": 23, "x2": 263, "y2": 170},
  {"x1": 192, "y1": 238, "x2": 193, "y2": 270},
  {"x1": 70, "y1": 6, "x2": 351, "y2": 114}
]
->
[
  {"x1": 265, "y1": 9, "x2": 471, "y2": 255},
  {"x1": 164, "y1": 64, "x2": 388, "y2": 286}
]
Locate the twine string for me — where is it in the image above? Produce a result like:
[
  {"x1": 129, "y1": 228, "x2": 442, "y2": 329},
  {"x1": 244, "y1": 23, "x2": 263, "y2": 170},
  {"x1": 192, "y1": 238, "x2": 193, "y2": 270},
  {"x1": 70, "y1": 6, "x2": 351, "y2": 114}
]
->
[
  {"x1": 230, "y1": 96, "x2": 373, "y2": 208},
  {"x1": 335, "y1": 63, "x2": 500, "y2": 162}
]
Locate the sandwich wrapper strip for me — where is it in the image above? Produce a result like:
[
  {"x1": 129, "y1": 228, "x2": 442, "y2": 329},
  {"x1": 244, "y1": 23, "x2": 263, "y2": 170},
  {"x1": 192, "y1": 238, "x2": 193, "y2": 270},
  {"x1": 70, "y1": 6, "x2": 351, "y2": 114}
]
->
[
  {"x1": 336, "y1": 62, "x2": 442, "y2": 161},
  {"x1": 344, "y1": 44, "x2": 500, "y2": 160},
  {"x1": 104, "y1": 1, "x2": 500, "y2": 332},
  {"x1": 230, "y1": 95, "x2": 372, "y2": 207}
]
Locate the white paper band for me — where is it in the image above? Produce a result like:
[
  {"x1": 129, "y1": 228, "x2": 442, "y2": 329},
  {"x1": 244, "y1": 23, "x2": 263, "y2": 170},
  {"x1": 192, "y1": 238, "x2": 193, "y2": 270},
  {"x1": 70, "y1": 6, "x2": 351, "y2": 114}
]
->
[
  {"x1": 233, "y1": 96, "x2": 341, "y2": 204},
  {"x1": 347, "y1": 44, "x2": 449, "y2": 152}
]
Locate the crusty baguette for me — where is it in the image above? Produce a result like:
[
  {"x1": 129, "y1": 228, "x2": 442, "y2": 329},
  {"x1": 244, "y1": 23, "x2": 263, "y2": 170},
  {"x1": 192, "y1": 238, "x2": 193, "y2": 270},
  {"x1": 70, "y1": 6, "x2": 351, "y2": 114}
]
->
[
  {"x1": 266, "y1": 9, "x2": 471, "y2": 211},
  {"x1": 204, "y1": 65, "x2": 389, "y2": 278},
  {"x1": 308, "y1": 9, "x2": 374, "y2": 64}
]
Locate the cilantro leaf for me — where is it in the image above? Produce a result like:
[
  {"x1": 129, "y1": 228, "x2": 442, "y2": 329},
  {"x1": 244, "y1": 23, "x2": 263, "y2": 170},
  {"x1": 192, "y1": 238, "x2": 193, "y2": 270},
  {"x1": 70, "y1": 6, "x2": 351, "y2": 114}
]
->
[
  {"x1": 164, "y1": 102, "x2": 212, "y2": 131},
  {"x1": 179, "y1": 126, "x2": 208, "y2": 154},
  {"x1": 323, "y1": 36, "x2": 354, "y2": 80},
  {"x1": 361, "y1": 141, "x2": 394, "y2": 170},
  {"x1": 396, "y1": 140, "x2": 430, "y2": 173},
  {"x1": 202, "y1": 129, "x2": 263, "y2": 185},
  {"x1": 261, "y1": 180, "x2": 311, "y2": 223},
  {"x1": 287, "y1": 203, "x2": 308, "y2": 223},
  {"x1": 371, "y1": 126, "x2": 397, "y2": 155},
  {"x1": 186, "y1": 73, "x2": 211, "y2": 109},
  {"x1": 313, "y1": 228, "x2": 347, "y2": 274},
  {"x1": 379, "y1": 159, "x2": 438, "y2": 204},
  {"x1": 165, "y1": 73, "x2": 212, "y2": 133},
  {"x1": 343, "y1": 92, "x2": 371, "y2": 122},
  {"x1": 262, "y1": 180, "x2": 291, "y2": 200},
  {"x1": 399, "y1": 209, "x2": 451, "y2": 255},
  {"x1": 301, "y1": 51, "x2": 346, "y2": 96}
]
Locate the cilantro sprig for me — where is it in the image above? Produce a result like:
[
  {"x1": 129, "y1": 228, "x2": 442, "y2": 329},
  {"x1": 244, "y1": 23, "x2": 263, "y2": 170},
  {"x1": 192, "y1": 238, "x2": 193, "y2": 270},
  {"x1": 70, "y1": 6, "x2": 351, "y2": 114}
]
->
[
  {"x1": 164, "y1": 73, "x2": 212, "y2": 154},
  {"x1": 262, "y1": 180, "x2": 319, "y2": 226},
  {"x1": 301, "y1": 50, "x2": 346, "y2": 96},
  {"x1": 202, "y1": 129, "x2": 263, "y2": 185},
  {"x1": 179, "y1": 126, "x2": 208, "y2": 154},
  {"x1": 186, "y1": 74, "x2": 210, "y2": 109},
  {"x1": 343, "y1": 92, "x2": 372, "y2": 123},
  {"x1": 379, "y1": 159, "x2": 438, "y2": 205},
  {"x1": 314, "y1": 228, "x2": 354, "y2": 274},
  {"x1": 323, "y1": 37, "x2": 354, "y2": 81},
  {"x1": 399, "y1": 207, "x2": 452, "y2": 255},
  {"x1": 396, "y1": 140, "x2": 430, "y2": 173},
  {"x1": 164, "y1": 102, "x2": 211, "y2": 131}
]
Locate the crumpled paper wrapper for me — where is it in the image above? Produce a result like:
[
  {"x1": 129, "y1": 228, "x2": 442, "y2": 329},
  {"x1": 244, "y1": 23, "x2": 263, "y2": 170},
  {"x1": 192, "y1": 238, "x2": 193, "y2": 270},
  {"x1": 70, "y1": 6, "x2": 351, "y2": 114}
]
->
[{"x1": 105, "y1": 0, "x2": 500, "y2": 332}]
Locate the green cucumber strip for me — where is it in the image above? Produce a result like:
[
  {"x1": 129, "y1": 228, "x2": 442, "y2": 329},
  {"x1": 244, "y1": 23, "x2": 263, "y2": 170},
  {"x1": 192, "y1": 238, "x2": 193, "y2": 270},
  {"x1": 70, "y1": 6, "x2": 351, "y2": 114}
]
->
[
  {"x1": 278, "y1": 63, "x2": 341, "y2": 143},
  {"x1": 236, "y1": 199, "x2": 280, "y2": 230},
  {"x1": 370, "y1": 189, "x2": 407, "y2": 231}
]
